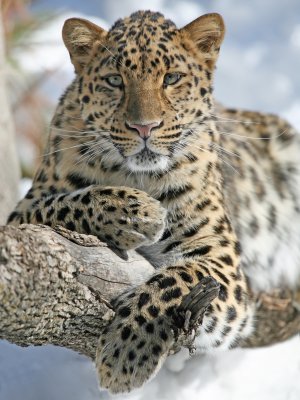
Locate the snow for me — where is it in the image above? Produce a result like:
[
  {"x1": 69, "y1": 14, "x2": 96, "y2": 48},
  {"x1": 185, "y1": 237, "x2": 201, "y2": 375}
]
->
[
  {"x1": 1, "y1": 337, "x2": 300, "y2": 400},
  {"x1": 1, "y1": 1, "x2": 300, "y2": 399}
]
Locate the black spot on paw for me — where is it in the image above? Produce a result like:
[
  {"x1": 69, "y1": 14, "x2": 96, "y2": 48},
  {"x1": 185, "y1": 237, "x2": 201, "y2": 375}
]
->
[
  {"x1": 66, "y1": 221, "x2": 75, "y2": 231},
  {"x1": 82, "y1": 218, "x2": 91, "y2": 234},
  {"x1": 196, "y1": 270, "x2": 204, "y2": 281},
  {"x1": 121, "y1": 326, "x2": 131, "y2": 340},
  {"x1": 152, "y1": 344, "x2": 162, "y2": 356},
  {"x1": 222, "y1": 325, "x2": 232, "y2": 336},
  {"x1": 219, "y1": 255, "x2": 233, "y2": 266},
  {"x1": 178, "y1": 271, "x2": 193, "y2": 283},
  {"x1": 234, "y1": 285, "x2": 243, "y2": 303},
  {"x1": 159, "y1": 330, "x2": 168, "y2": 341},
  {"x1": 105, "y1": 205, "x2": 117, "y2": 212},
  {"x1": 35, "y1": 209, "x2": 43, "y2": 223},
  {"x1": 118, "y1": 306, "x2": 131, "y2": 318},
  {"x1": 128, "y1": 350, "x2": 136, "y2": 361},
  {"x1": 218, "y1": 284, "x2": 228, "y2": 302},
  {"x1": 137, "y1": 340, "x2": 146, "y2": 349},
  {"x1": 213, "y1": 268, "x2": 230, "y2": 285},
  {"x1": 161, "y1": 287, "x2": 182, "y2": 302},
  {"x1": 226, "y1": 306, "x2": 237, "y2": 322},
  {"x1": 138, "y1": 292, "x2": 150, "y2": 308},
  {"x1": 113, "y1": 348, "x2": 120, "y2": 358},
  {"x1": 82, "y1": 95, "x2": 90, "y2": 103},
  {"x1": 57, "y1": 206, "x2": 70, "y2": 221},
  {"x1": 145, "y1": 322, "x2": 154, "y2": 334},
  {"x1": 147, "y1": 305, "x2": 160, "y2": 318},
  {"x1": 135, "y1": 315, "x2": 147, "y2": 326},
  {"x1": 81, "y1": 192, "x2": 91, "y2": 205},
  {"x1": 158, "y1": 276, "x2": 177, "y2": 289},
  {"x1": 204, "y1": 316, "x2": 218, "y2": 333},
  {"x1": 147, "y1": 273, "x2": 164, "y2": 285},
  {"x1": 74, "y1": 208, "x2": 83, "y2": 219},
  {"x1": 183, "y1": 245, "x2": 212, "y2": 258}
]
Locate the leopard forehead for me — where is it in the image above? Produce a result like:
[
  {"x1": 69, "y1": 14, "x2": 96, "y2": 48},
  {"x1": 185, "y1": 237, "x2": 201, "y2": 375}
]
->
[
  {"x1": 105, "y1": 11, "x2": 180, "y2": 74},
  {"x1": 109, "y1": 10, "x2": 177, "y2": 34}
]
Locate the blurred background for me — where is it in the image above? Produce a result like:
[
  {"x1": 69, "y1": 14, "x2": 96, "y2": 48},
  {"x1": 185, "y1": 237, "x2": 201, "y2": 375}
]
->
[{"x1": 1, "y1": 1, "x2": 300, "y2": 399}]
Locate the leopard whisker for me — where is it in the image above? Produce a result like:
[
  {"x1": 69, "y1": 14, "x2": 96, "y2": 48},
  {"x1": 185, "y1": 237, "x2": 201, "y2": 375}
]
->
[
  {"x1": 182, "y1": 119, "x2": 288, "y2": 142},
  {"x1": 185, "y1": 135, "x2": 241, "y2": 176},
  {"x1": 75, "y1": 136, "x2": 117, "y2": 166},
  {"x1": 39, "y1": 139, "x2": 98, "y2": 158},
  {"x1": 187, "y1": 129, "x2": 242, "y2": 160},
  {"x1": 196, "y1": 144, "x2": 241, "y2": 176},
  {"x1": 55, "y1": 133, "x2": 99, "y2": 139},
  {"x1": 208, "y1": 112, "x2": 262, "y2": 125},
  {"x1": 50, "y1": 125, "x2": 111, "y2": 135},
  {"x1": 74, "y1": 142, "x2": 102, "y2": 165},
  {"x1": 217, "y1": 128, "x2": 288, "y2": 141}
]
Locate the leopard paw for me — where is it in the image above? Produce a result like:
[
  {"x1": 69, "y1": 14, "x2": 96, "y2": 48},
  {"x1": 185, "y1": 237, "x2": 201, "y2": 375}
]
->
[
  {"x1": 96, "y1": 273, "x2": 219, "y2": 393},
  {"x1": 96, "y1": 301, "x2": 174, "y2": 393},
  {"x1": 91, "y1": 186, "x2": 167, "y2": 251}
]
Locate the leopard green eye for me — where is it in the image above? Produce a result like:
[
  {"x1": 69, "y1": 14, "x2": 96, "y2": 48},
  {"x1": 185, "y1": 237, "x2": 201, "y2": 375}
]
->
[
  {"x1": 106, "y1": 74, "x2": 123, "y2": 87},
  {"x1": 163, "y1": 73, "x2": 182, "y2": 86}
]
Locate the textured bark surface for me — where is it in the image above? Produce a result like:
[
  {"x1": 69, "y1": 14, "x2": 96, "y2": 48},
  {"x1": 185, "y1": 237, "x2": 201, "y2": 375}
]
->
[
  {"x1": 0, "y1": 224, "x2": 154, "y2": 358},
  {"x1": 0, "y1": 224, "x2": 299, "y2": 360},
  {"x1": 0, "y1": 7, "x2": 20, "y2": 224}
]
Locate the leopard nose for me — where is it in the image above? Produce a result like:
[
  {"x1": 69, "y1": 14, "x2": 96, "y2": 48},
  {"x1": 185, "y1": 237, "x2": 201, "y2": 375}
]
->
[{"x1": 126, "y1": 121, "x2": 162, "y2": 139}]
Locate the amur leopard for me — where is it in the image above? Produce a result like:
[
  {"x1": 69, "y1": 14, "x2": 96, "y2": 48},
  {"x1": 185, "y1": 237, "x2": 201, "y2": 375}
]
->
[{"x1": 8, "y1": 11, "x2": 300, "y2": 393}]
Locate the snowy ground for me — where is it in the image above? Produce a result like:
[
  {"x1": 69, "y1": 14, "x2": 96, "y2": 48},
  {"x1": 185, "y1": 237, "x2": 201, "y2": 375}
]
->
[
  {"x1": 1, "y1": 337, "x2": 300, "y2": 400},
  {"x1": 1, "y1": 1, "x2": 300, "y2": 399}
]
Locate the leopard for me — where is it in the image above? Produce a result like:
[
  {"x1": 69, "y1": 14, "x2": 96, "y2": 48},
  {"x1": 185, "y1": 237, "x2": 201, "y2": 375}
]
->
[{"x1": 7, "y1": 10, "x2": 300, "y2": 393}]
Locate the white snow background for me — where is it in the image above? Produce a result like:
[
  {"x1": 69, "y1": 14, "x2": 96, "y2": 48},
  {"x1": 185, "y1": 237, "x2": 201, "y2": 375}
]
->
[{"x1": 1, "y1": 1, "x2": 300, "y2": 399}]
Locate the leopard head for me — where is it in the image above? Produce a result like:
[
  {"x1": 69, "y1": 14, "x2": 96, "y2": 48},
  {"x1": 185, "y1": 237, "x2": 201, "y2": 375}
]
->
[{"x1": 62, "y1": 11, "x2": 225, "y2": 172}]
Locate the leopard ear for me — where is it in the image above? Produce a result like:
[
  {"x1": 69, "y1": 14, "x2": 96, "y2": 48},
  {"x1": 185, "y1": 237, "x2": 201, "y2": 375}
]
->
[
  {"x1": 181, "y1": 13, "x2": 225, "y2": 67},
  {"x1": 62, "y1": 18, "x2": 107, "y2": 73}
]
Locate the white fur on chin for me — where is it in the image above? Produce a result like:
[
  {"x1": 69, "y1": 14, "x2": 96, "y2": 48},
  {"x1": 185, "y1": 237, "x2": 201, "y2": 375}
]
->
[{"x1": 126, "y1": 155, "x2": 169, "y2": 172}]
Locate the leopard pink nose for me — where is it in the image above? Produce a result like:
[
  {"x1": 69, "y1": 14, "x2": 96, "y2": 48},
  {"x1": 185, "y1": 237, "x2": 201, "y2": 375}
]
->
[{"x1": 126, "y1": 121, "x2": 161, "y2": 139}]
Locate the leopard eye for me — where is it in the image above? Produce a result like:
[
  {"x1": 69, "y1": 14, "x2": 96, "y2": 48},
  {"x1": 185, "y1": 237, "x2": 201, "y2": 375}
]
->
[
  {"x1": 163, "y1": 72, "x2": 182, "y2": 86},
  {"x1": 106, "y1": 74, "x2": 123, "y2": 88}
]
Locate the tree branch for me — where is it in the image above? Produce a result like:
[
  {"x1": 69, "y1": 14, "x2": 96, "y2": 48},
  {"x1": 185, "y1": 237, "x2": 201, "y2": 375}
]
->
[
  {"x1": 1, "y1": 224, "x2": 299, "y2": 360},
  {"x1": 0, "y1": 224, "x2": 155, "y2": 358}
]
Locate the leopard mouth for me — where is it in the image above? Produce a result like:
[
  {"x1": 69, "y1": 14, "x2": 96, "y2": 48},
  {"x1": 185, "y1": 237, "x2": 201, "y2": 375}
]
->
[
  {"x1": 126, "y1": 148, "x2": 169, "y2": 172},
  {"x1": 130, "y1": 147, "x2": 160, "y2": 163},
  {"x1": 138, "y1": 147, "x2": 156, "y2": 157},
  {"x1": 128, "y1": 145, "x2": 160, "y2": 159}
]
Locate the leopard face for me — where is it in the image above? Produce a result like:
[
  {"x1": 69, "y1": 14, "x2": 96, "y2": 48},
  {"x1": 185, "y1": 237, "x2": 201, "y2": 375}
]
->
[{"x1": 63, "y1": 11, "x2": 224, "y2": 173}]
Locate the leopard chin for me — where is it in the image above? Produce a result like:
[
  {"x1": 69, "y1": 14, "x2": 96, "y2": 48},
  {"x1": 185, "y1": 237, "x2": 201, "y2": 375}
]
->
[{"x1": 126, "y1": 149, "x2": 169, "y2": 173}]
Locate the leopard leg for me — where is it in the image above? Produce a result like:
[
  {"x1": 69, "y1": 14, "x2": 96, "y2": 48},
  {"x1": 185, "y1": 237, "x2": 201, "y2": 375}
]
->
[
  {"x1": 96, "y1": 242, "x2": 254, "y2": 393},
  {"x1": 7, "y1": 185, "x2": 166, "y2": 251}
]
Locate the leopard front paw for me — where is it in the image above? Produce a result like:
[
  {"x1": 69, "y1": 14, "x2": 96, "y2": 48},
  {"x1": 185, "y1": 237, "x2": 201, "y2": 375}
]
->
[
  {"x1": 92, "y1": 186, "x2": 167, "y2": 251},
  {"x1": 96, "y1": 295, "x2": 174, "y2": 393},
  {"x1": 96, "y1": 270, "x2": 222, "y2": 393}
]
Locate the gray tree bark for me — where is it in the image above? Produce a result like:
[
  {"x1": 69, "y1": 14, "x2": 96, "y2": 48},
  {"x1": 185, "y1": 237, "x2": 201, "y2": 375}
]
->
[
  {"x1": 0, "y1": 224, "x2": 300, "y2": 360},
  {"x1": 0, "y1": 224, "x2": 155, "y2": 358}
]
